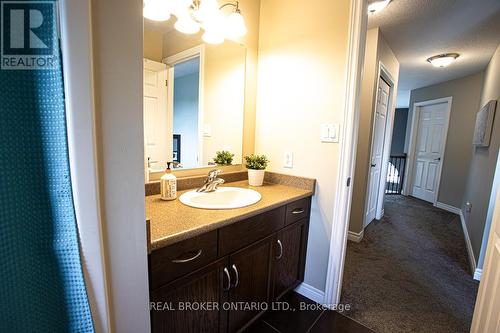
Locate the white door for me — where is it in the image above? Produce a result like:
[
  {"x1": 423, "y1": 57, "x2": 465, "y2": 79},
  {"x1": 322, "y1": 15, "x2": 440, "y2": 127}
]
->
[
  {"x1": 143, "y1": 59, "x2": 170, "y2": 172},
  {"x1": 411, "y1": 102, "x2": 448, "y2": 203},
  {"x1": 365, "y1": 77, "x2": 391, "y2": 225},
  {"x1": 471, "y1": 183, "x2": 500, "y2": 333}
]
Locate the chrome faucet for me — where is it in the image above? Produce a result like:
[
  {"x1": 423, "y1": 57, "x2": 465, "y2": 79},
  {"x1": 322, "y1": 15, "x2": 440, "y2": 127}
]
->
[{"x1": 197, "y1": 169, "x2": 225, "y2": 193}]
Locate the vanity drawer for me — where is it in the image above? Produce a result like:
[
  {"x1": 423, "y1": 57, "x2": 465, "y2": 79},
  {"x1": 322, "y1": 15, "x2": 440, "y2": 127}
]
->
[
  {"x1": 150, "y1": 230, "x2": 217, "y2": 290},
  {"x1": 285, "y1": 197, "x2": 311, "y2": 226},
  {"x1": 218, "y1": 206, "x2": 285, "y2": 257}
]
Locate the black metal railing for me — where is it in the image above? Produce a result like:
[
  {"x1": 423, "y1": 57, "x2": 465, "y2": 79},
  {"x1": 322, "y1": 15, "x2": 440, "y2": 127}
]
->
[{"x1": 386, "y1": 154, "x2": 406, "y2": 195}]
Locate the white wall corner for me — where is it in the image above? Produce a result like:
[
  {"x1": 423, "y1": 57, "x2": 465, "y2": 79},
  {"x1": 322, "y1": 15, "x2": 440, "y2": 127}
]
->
[
  {"x1": 459, "y1": 211, "x2": 477, "y2": 276},
  {"x1": 474, "y1": 268, "x2": 482, "y2": 281},
  {"x1": 347, "y1": 230, "x2": 364, "y2": 243},
  {"x1": 435, "y1": 202, "x2": 462, "y2": 215},
  {"x1": 295, "y1": 282, "x2": 326, "y2": 305}
]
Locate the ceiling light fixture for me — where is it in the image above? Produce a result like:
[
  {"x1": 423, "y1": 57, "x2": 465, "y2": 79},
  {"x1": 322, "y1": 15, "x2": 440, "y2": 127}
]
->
[
  {"x1": 143, "y1": 0, "x2": 172, "y2": 21},
  {"x1": 427, "y1": 53, "x2": 460, "y2": 68},
  {"x1": 368, "y1": 0, "x2": 391, "y2": 14},
  {"x1": 143, "y1": 0, "x2": 248, "y2": 44}
]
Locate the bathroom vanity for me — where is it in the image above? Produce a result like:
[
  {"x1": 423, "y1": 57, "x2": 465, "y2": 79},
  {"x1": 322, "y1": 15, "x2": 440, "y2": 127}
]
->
[{"x1": 146, "y1": 176, "x2": 314, "y2": 333}]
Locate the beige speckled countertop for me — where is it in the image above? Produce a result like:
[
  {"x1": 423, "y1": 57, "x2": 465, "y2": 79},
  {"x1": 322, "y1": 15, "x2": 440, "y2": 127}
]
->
[{"x1": 146, "y1": 180, "x2": 314, "y2": 251}]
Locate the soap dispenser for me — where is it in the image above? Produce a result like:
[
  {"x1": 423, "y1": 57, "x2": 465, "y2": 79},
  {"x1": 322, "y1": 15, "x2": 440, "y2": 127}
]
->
[{"x1": 160, "y1": 162, "x2": 177, "y2": 201}]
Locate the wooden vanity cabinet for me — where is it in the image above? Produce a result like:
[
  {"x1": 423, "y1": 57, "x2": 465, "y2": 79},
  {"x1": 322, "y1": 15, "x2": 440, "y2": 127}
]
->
[
  {"x1": 149, "y1": 196, "x2": 311, "y2": 333},
  {"x1": 272, "y1": 218, "x2": 309, "y2": 300},
  {"x1": 150, "y1": 257, "x2": 229, "y2": 333},
  {"x1": 227, "y1": 235, "x2": 274, "y2": 332}
]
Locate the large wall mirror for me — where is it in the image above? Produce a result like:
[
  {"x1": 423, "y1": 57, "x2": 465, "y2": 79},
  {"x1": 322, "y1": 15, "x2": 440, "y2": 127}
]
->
[{"x1": 143, "y1": 21, "x2": 246, "y2": 180}]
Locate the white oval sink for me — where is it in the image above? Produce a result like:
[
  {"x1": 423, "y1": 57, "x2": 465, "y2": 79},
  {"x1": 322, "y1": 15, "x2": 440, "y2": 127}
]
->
[{"x1": 179, "y1": 187, "x2": 262, "y2": 210}]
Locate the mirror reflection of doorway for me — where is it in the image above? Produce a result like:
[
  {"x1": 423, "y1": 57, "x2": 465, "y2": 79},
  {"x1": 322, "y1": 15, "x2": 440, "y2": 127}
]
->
[{"x1": 172, "y1": 56, "x2": 201, "y2": 169}]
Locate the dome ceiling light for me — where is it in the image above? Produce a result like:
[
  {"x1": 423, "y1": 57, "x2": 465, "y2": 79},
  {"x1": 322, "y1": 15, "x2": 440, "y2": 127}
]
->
[
  {"x1": 143, "y1": 0, "x2": 247, "y2": 44},
  {"x1": 427, "y1": 53, "x2": 460, "y2": 68},
  {"x1": 368, "y1": 0, "x2": 391, "y2": 14}
]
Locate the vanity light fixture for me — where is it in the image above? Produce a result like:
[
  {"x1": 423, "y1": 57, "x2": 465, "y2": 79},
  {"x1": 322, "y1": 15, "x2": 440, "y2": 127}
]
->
[
  {"x1": 427, "y1": 53, "x2": 460, "y2": 68},
  {"x1": 143, "y1": 0, "x2": 248, "y2": 44},
  {"x1": 368, "y1": 0, "x2": 391, "y2": 14},
  {"x1": 143, "y1": 0, "x2": 172, "y2": 21}
]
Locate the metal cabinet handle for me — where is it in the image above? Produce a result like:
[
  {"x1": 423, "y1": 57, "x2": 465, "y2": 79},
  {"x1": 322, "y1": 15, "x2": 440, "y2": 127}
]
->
[
  {"x1": 223, "y1": 267, "x2": 231, "y2": 291},
  {"x1": 276, "y1": 239, "x2": 283, "y2": 260},
  {"x1": 231, "y1": 264, "x2": 239, "y2": 288},
  {"x1": 171, "y1": 249, "x2": 202, "y2": 263},
  {"x1": 291, "y1": 208, "x2": 305, "y2": 215}
]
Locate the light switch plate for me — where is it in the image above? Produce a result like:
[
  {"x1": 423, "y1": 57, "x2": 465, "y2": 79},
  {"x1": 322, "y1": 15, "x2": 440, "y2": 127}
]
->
[
  {"x1": 321, "y1": 123, "x2": 339, "y2": 143},
  {"x1": 284, "y1": 152, "x2": 293, "y2": 168},
  {"x1": 203, "y1": 124, "x2": 212, "y2": 137}
]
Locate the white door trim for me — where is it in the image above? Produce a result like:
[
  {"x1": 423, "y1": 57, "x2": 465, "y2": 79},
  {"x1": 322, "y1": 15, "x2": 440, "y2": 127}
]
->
[
  {"x1": 362, "y1": 62, "x2": 396, "y2": 227},
  {"x1": 164, "y1": 45, "x2": 205, "y2": 166},
  {"x1": 324, "y1": 0, "x2": 367, "y2": 307},
  {"x1": 402, "y1": 97, "x2": 452, "y2": 205}
]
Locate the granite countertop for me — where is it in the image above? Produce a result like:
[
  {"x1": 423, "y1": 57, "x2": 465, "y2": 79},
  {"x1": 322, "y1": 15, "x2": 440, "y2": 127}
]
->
[{"x1": 146, "y1": 180, "x2": 314, "y2": 251}]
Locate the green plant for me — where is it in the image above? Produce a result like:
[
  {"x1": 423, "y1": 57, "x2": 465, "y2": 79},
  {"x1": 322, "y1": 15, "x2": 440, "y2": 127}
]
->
[
  {"x1": 244, "y1": 154, "x2": 269, "y2": 170},
  {"x1": 213, "y1": 150, "x2": 234, "y2": 166}
]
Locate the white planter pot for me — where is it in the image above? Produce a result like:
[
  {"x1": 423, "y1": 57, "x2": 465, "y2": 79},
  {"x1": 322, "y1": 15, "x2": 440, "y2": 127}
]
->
[{"x1": 248, "y1": 169, "x2": 265, "y2": 186}]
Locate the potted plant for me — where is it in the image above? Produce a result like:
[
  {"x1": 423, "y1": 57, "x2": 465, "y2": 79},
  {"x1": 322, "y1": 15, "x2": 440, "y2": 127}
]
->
[
  {"x1": 213, "y1": 150, "x2": 234, "y2": 166},
  {"x1": 245, "y1": 154, "x2": 269, "y2": 186}
]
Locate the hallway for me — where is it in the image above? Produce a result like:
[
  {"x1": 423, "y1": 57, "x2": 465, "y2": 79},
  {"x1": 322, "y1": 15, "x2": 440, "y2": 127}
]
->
[{"x1": 341, "y1": 195, "x2": 479, "y2": 333}]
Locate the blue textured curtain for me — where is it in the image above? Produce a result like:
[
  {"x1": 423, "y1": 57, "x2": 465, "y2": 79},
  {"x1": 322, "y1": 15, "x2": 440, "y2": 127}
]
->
[{"x1": 0, "y1": 0, "x2": 95, "y2": 331}]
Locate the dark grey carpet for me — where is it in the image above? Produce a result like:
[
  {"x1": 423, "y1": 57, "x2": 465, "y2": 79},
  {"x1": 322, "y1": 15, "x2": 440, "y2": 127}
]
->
[{"x1": 340, "y1": 195, "x2": 479, "y2": 333}]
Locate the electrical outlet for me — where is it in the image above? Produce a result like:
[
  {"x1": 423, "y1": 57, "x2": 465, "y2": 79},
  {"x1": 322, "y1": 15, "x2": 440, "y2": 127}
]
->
[{"x1": 284, "y1": 152, "x2": 293, "y2": 168}]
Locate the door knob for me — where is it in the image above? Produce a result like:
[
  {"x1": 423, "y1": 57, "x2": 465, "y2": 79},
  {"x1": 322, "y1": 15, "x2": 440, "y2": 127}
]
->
[
  {"x1": 371, "y1": 163, "x2": 376, "y2": 167},
  {"x1": 434, "y1": 157, "x2": 441, "y2": 161}
]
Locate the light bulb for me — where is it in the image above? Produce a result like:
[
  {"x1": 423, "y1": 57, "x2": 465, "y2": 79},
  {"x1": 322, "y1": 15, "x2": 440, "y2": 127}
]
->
[
  {"x1": 226, "y1": 11, "x2": 247, "y2": 39},
  {"x1": 202, "y1": 29, "x2": 224, "y2": 44},
  {"x1": 143, "y1": 0, "x2": 171, "y2": 21},
  {"x1": 195, "y1": 0, "x2": 219, "y2": 22},
  {"x1": 170, "y1": 0, "x2": 192, "y2": 16},
  {"x1": 174, "y1": 15, "x2": 200, "y2": 34}
]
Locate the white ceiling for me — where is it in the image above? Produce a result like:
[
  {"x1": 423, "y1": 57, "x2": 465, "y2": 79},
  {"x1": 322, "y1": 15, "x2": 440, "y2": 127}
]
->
[{"x1": 368, "y1": 0, "x2": 500, "y2": 108}]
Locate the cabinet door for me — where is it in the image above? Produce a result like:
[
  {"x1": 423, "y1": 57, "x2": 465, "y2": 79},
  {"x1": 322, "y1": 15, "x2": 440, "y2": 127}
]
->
[
  {"x1": 227, "y1": 236, "x2": 274, "y2": 332},
  {"x1": 273, "y1": 219, "x2": 309, "y2": 299},
  {"x1": 150, "y1": 257, "x2": 229, "y2": 333}
]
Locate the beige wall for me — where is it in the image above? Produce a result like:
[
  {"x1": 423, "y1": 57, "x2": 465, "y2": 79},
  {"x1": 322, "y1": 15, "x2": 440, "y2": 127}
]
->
[
  {"x1": 462, "y1": 44, "x2": 500, "y2": 264},
  {"x1": 255, "y1": 0, "x2": 351, "y2": 290},
  {"x1": 201, "y1": 44, "x2": 246, "y2": 165},
  {"x1": 144, "y1": 28, "x2": 163, "y2": 62},
  {"x1": 409, "y1": 72, "x2": 484, "y2": 209},
  {"x1": 349, "y1": 28, "x2": 400, "y2": 234}
]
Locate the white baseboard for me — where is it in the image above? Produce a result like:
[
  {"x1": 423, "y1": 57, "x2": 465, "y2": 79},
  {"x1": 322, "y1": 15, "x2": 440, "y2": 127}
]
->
[
  {"x1": 295, "y1": 282, "x2": 325, "y2": 304},
  {"x1": 459, "y1": 211, "x2": 477, "y2": 275},
  {"x1": 474, "y1": 268, "x2": 482, "y2": 281},
  {"x1": 435, "y1": 201, "x2": 461, "y2": 215},
  {"x1": 347, "y1": 230, "x2": 364, "y2": 243}
]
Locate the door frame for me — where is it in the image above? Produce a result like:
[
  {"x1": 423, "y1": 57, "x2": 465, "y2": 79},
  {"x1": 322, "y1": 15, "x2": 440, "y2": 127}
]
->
[
  {"x1": 402, "y1": 97, "x2": 452, "y2": 205},
  {"x1": 324, "y1": 0, "x2": 367, "y2": 307},
  {"x1": 362, "y1": 62, "x2": 396, "y2": 227},
  {"x1": 164, "y1": 45, "x2": 205, "y2": 167}
]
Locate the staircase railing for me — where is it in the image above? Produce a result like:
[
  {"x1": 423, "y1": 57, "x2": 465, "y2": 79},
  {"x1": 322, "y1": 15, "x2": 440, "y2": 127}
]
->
[{"x1": 386, "y1": 154, "x2": 406, "y2": 195}]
